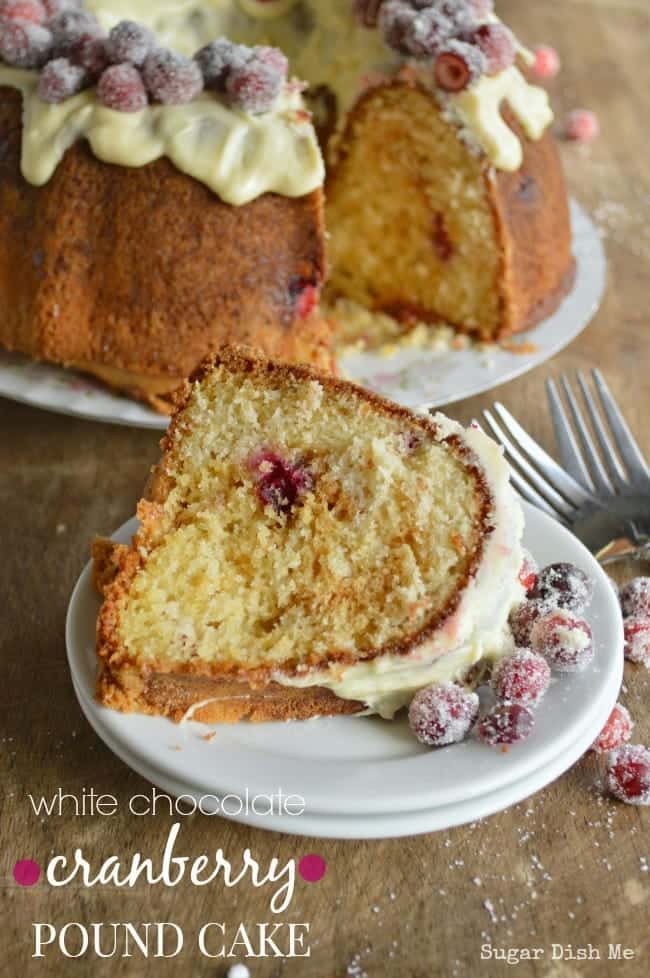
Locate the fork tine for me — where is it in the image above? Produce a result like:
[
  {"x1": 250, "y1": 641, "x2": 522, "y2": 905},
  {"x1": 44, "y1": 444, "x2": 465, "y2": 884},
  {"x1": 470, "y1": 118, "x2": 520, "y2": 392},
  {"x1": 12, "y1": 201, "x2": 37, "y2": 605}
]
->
[
  {"x1": 492, "y1": 403, "x2": 596, "y2": 507},
  {"x1": 560, "y1": 376, "x2": 615, "y2": 497},
  {"x1": 576, "y1": 371, "x2": 627, "y2": 490},
  {"x1": 509, "y1": 467, "x2": 571, "y2": 526},
  {"x1": 592, "y1": 369, "x2": 650, "y2": 490},
  {"x1": 483, "y1": 410, "x2": 577, "y2": 519},
  {"x1": 474, "y1": 418, "x2": 569, "y2": 524},
  {"x1": 546, "y1": 378, "x2": 595, "y2": 491}
]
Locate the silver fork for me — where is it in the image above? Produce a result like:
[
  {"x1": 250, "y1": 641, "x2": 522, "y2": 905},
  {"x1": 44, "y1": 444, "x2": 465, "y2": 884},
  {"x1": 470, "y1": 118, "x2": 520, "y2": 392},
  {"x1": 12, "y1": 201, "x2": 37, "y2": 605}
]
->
[{"x1": 483, "y1": 369, "x2": 650, "y2": 565}]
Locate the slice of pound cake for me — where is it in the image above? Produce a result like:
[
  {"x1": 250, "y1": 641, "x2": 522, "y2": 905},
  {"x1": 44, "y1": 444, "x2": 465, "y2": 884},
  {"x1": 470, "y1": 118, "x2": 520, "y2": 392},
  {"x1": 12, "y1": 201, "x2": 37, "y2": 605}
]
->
[{"x1": 95, "y1": 348, "x2": 524, "y2": 723}]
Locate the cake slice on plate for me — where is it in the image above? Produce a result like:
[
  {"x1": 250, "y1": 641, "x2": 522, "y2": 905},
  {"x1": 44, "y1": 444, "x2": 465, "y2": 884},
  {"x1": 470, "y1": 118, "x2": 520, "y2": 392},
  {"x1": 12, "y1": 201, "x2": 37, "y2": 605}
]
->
[{"x1": 95, "y1": 347, "x2": 524, "y2": 723}]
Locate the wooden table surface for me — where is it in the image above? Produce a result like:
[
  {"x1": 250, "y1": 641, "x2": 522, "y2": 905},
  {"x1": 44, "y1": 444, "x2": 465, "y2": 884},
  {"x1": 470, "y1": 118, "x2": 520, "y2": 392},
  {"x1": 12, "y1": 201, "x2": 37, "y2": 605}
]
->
[{"x1": 2, "y1": 2, "x2": 649, "y2": 976}]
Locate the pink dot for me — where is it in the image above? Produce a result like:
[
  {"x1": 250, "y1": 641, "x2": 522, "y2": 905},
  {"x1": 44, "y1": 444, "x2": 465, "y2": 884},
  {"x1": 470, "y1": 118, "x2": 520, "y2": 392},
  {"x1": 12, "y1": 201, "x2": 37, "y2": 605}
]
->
[
  {"x1": 298, "y1": 854, "x2": 327, "y2": 883},
  {"x1": 13, "y1": 860, "x2": 41, "y2": 887}
]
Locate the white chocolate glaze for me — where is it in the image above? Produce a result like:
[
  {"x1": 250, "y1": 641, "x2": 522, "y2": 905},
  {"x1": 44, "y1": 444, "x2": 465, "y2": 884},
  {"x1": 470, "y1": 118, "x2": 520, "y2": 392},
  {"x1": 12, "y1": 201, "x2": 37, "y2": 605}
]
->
[
  {"x1": 86, "y1": 1, "x2": 553, "y2": 172},
  {"x1": 451, "y1": 66, "x2": 554, "y2": 172},
  {"x1": 274, "y1": 418, "x2": 525, "y2": 718},
  {"x1": 0, "y1": 65, "x2": 324, "y2": 204}
]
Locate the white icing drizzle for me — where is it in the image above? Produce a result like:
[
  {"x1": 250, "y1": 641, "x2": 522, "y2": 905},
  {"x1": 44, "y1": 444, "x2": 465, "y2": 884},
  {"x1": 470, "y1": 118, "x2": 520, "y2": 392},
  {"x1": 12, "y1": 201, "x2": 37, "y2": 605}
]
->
[
  {"x1": 85, "y1": 2, "x2": 552, "y2": 173},
  {"x1": 274, "y1": 419, "x2": 525, "y2": 719},
  {"x1": 451, "y1": 66, "x2": 554, "y2": 172},
  {"x1": 0, "y1": 65, "x2": 324, "y2": 204}
]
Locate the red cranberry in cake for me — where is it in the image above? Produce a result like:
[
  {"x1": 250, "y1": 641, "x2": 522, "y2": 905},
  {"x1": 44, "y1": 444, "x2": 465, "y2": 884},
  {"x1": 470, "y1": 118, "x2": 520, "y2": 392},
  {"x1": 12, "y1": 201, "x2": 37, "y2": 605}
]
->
[
  {"x1": 492, "y1": 649, "x2": 550, "y2": 708},
  {"x1": 532, "y1": 562, "x2": 593, "y2": 613},
  {"x1": 432, "y1": 212, "x2": 454, "y2": 261},
  {"x1": 478, "y1": 703, "x2": 534, "y2": 746},
  {"x1": 0, "y1": 0, "x2": 45, "y2": 23},
  {"x1": 623, "y1": 617, "x2": 650, "y2": 666},
  {"x1": 606, "y1": 745, "x2": 650, "y2": 806},
  {"x1": 408, "y1": 683, "x2": 479, "y2": 747},
  {"x1": 97, "y1": 63, "x2": 148, "y2": 113},
  {"x1": 472, "y1": 22, "x2": 515, "y2": 75},
  {"x1": 591, "y1": 703, "x2": 633, "y2": 754},
  {"x1": 620, "y1": 577, "x2": 650, "y2": 618},
  {"x1": 143, "y1": 48, "x2": 203, "y2": 105},
  {"x1": 107, "y1": 20, "x2": 155, "y2": 68},
  {"x1": 518, "y1": 549, "x2": 538, "y2": 594},
  {"x1": 38, "y1": 56, "x2": 86, "y2": 102},
  {"x1": 289, "y1": 278, "x2": 319, "y2": 321},
  {"x1": 0, "y1": 18, "x2": 51, "y2": 66},
  {"x1": 247, "y1": 449, "x2": 315, "y2": 517},
  {"x1": 530, "y1": 610, "x2": 593, "y2": 672}
]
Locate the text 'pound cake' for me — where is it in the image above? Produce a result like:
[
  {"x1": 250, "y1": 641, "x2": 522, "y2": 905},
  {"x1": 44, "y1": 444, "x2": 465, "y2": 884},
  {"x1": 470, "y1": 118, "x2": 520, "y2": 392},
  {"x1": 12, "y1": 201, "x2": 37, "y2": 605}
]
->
[{"x1": 94, "y1": 347, "x2": 525, "y2": 723}]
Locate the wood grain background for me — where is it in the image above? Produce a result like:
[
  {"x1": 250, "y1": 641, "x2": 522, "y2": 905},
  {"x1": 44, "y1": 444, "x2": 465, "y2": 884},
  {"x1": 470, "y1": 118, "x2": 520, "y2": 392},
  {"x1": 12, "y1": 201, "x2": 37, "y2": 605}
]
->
[{"x1": 2, "y1": 2, "x2": 649, "y2": 976}]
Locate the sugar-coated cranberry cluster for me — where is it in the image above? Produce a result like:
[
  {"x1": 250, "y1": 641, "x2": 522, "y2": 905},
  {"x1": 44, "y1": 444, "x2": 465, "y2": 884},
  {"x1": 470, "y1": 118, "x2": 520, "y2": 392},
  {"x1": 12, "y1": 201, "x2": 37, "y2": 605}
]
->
[
  {"x1": 0, "y1": 1, "x2": 288, "y2": 114},
  {"x1": 409, "y1": 555, "x2": 593, "y2": 750},
  {"x1": 356, "y1": 0, "x2": 516, "y2": 92}
]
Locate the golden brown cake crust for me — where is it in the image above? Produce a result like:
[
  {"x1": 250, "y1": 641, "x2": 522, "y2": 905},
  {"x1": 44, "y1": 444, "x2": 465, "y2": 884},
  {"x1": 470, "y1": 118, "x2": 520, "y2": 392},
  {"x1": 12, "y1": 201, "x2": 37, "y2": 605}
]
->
[
  {"x1": 95, "y1": 347, "x2": 494, "y2": 723},
  {"x1": 0, "y1": 87, "x2": 330, "y2": 406}
]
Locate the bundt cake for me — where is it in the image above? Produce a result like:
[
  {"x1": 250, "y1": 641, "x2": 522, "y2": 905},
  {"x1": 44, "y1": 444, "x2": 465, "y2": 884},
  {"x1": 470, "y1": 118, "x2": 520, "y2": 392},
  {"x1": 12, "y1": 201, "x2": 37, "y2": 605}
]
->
[
  {"x1": 94, "y1": 347, "x2": 524, "y2": 723},
  {"x1": 0, "y1": 5, "x2": 328, "y2": 411},
  {"x1": 90, "y1": 0, "x2": 575, "y2": 343},
  {"x1": 0, "y1": 0, "x2": 575, "y2": 409}
]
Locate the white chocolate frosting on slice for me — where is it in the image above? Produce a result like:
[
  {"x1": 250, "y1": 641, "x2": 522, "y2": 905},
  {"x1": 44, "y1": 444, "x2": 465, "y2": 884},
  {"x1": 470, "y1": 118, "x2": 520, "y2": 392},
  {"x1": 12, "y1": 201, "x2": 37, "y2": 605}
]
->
[
  {"x1": 0, "y1": 65, "x2": 324, "y2": 204},
  {"x1": 274, "y1": 418, "x2": 525, "y2": 719}
]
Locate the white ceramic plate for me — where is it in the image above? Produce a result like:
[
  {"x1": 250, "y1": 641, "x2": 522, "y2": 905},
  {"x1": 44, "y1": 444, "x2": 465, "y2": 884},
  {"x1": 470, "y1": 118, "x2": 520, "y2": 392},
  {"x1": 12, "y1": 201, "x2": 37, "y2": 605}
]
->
[
  {"x1": 3, "y1": 201, "x2": 604, "y2": 427},
  {"x1": 66, "y1": 502, "x2": 623, "y2": 837}
]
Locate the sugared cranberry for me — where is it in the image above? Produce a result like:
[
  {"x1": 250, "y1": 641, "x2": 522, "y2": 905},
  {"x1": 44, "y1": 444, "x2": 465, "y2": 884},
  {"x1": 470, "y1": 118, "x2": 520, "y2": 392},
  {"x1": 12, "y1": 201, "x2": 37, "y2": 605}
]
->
[
  {"x1": 107, "y1": 20, "x2": 155, "y2": 68},
  {"x1": 530, "y1": 610, "x2": 593, "y2": 672},
  {"x1": 591, "y1": 703, "x2": 633, "y2": 754},
  {"x1": 49, "y1": 9, "x2": 102, "y2": 57},
  {"x1": 38, "y1": 56, "x2": 85, "y2": 102},
  {"x1": 408, "y1": 683, "x2": 479, "y2": 747},
  {"x1": 226, "y1": 58, "x2": 283, "y2": 114},
  {"x1": 492, "y1": 649, "x2": 551, "y2": 708},
  {"x1": 248, "y1": 450, "x2": 315, "y2": 517},
  {"x1": 518, "y1": 549, "x2": 538, "y2": 594},
  {"x1": 532, "y1": 562, "x2": 593, "y2": 613},
  {"x1": 478, "y1": 703, "x2": 535, "y2": 746},
  {"x1": 564, "y1": 109, "x2": 599, "y2": 143},
  {"x1": 468, "y1": 0, "x2": 494, "y2": 16},
  {"x1": 533, "y1": 44, "x2": 561, "y2": 80},
  {"x1": 253, "y1": 44, "x2": 288, "y2": 79},
  {"x1": 194, "y1": 38, "x2": 251, "y2": 91},
  {"x1": 623, "y1": 617, "x2": 650, "y2": 666},
  {"x1": 0, "y1": 0, "x2": 45, "y2": 24},
  {"x1": 0, "y1": 18, "x2": 51, "y2": 66},
  {"x1": 508, "y1": 599, "x2": 547, "y2": 647},
  {"x1": 97, "y1": 63, "x2": 147, "y2": 112},
  {"x1": 606, "y1": 744, "x2": 650, "y2": 806},
  {"x1": 42, "y1": 0, "x2": 79, "y2": 16},
  {"x1": 70, "y1": 34, "x2": 108, "y2": 79},
  {"x1": 619, "y1": 577, "x2": 650, "y2": 618},
  {"x1": 472, "y1": 22, "x2": 515, "y2": 75},
  {"x1": 143, "y1": 48, "x2": 203, "y2": 105},
  {"x1": 434, "y1": 41, "x2": 484, "y2": 92}
]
